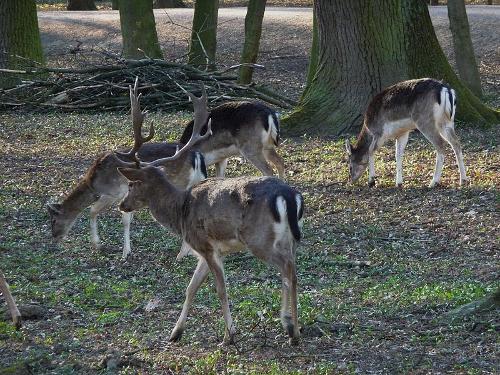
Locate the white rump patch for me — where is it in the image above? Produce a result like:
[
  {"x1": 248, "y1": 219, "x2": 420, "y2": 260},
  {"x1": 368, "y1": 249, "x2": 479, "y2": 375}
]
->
[
  {"x1": 439, "y1": 87, "x2": 456, "y2": 122},
  {"x1": 268, "y1": 114, "x2": 278, "y2": 144},
  {"x1": 295, "y1": 194, "x2": 304, "y2": 229},
  {"x1": 273, "y1": 196, "x2": 288, "y2": 248},
  {"x1": 187, "y1": 152, "x2": 206, "y2": 188}
]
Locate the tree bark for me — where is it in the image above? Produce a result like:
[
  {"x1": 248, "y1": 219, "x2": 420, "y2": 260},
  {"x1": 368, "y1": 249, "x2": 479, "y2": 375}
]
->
[
  {"x1": 0, "y1": 0, "x2": 44, "y2": 88},
  {"x1": 238, "y1": 0, "x2": 267, "y2": 84},
  {"x1": 153, "y1": 0, "x2": 186, "y2": 8},
  {"x1": 302, "y1": 9, "x2": 318, "y2": 99},
  {"x1": 67, "y1": 0, "x2": 97, "y2": 10},
  {"x1": 189, "y1": 0, "x2": 219, "y2": 70},
  {"x1": 283, "y1": 0, "x2": 498, "y2": 136},
  {"x1": 112, "y1": 0, "x2": 119, "y2": 10},
  {"x1": 119, "y1": 0, "x2": 163, "y2": 59},
  {"x1": 447, "y1": 0, "x2": 482, "y2": 97}
]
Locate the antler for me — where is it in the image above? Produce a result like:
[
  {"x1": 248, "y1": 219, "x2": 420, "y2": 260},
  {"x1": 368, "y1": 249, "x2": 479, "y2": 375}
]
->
[
  {"x1": 116, "y1": 77, "x2": 154, "y2": 165},
  {"x1": 148, "y1": 84, "x2": 212, "y2": 166}
]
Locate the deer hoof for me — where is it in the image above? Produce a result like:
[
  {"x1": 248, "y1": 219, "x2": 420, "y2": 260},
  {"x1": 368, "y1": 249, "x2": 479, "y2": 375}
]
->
[
  {"x1": 289, "y1": 336, "x2": 300, "y2": 346},
  {"x1": 460, "y1": 177, "x2": 470, "y2": 186},
  {"x1": 169, "y1": 328, "x2": 184, "y2": 342},
  {"x1": 368, "y1": 178, "x2": 376, "y2": 188},
  {"x1": 396, "y1": 183, "x2": 403, "y2": 189}
]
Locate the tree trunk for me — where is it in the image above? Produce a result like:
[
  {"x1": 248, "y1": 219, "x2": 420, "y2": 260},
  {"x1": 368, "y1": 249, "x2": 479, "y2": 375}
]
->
[
  {"x1": 302, "y1": 9, "x2": 318, "y2": 99},
  {"x1": 153, "y1": 0, "x2": 186, "y2": 8},
  {"x1": 67, "y1": 0, "x2": 97, "y2": 10},
  {"x1": 447, "y1": 0, "x2": 482, "y2": 97},
  {"x1": 238, "y1": 0, "x2": 267, "y2": 84},
  {"x1": 283, "y1": 0, "x2": 498, "y2": 136},
  {"x1": 0, "y1": 0, "x2": 44, "y2": 88},
  {"x1": 188, "y1": 0, "x2": 219, "y2": 70},
  {"x1": 112, "y1": 0, "x2": 119, "y2": 10},
  {"x1": 119, "y1": 0, "x2": 163, "y2": 59}
]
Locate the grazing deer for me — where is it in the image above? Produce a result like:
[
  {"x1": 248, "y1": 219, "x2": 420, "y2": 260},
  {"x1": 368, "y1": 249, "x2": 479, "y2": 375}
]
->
[
  {"x1": 345, "y1": 78, "x2": 467, "y2": 188},
  {"x1": 179, "y1": 101, "x2": 285, "y2": 178},
  {"x1": 47, "y1": 79, "x2": 207, "y2": 260},
  {"x1": 117, "y1": 87, "x2": 304, "y2": 346}
]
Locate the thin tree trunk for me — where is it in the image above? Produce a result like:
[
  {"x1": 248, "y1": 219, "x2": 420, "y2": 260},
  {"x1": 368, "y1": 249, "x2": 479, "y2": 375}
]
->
[
  {"x1": 189, "y1": 0, "x2": 219, "y2": 70},
  {"x1": 0, "y1": 0, "x2": 44, "y2": 88},
  {"x1": 119, "y1": 0, "x2": 162, "y2": 59},
  {"x1": 153, "y1": 0, "x2": 186, "y2": 8},
  {"x1": 238, "y1": 0, "x2": 267, "y2": 84},
  {"x1": 67, "y1": 0, "x2": 97, "y2": 10},
  {"x1": 0, "y1": 272, "x2": 22, "y2": 329},
  {"x1": 283, "y1": 0, "x2": 498, "y2": 136},
  {"x1": 447, "y1": 0, "x2": 482, "y2": 97}
]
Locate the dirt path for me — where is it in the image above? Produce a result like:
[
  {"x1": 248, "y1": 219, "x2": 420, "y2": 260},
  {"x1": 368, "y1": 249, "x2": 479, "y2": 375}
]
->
[{"x1": 37, "y1": 6, "x2": 500, "y2": 100}]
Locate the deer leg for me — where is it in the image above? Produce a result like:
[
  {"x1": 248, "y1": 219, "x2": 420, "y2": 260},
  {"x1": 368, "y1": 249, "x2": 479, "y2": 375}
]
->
[
  {"x1": 395, "y1": 131, "x2": 410, "y2": 187},
  {"x1": 215, "y1": 159, "x2": 228, "y2": 178},
  {"x1": 286, "y1": 259, "x2": 300, "y2": 345},
  {"x1": 205, "y1": 253, "x2": 236, "y2": 345},
  {"x1": 89, "y1": 195, "x2": 115, "y2": 250},
  {"x1": 170, "y1": 258, "x2": 209, "y2": 342},
  {"x1": 264, "y1": 148, "x2": 286, "y2": 179},
  {"x1": 0, "y1": 272, "x2": 22, "y2": 329},
  {"x1": 121, "y1": 212, "x2": 133, "y2": 260},
  {"x1": 368, "y1": 153, "x2": 376, "y2": 187},
  {"x1": 420, "y1": 128, "x2": 447, "y2": 188},
  {"x1": 240, "y1": 147, "x2": 274, "y2": 177},
  {"x1": 440, "y1": 123, "x2": 468, "y2": 186}
]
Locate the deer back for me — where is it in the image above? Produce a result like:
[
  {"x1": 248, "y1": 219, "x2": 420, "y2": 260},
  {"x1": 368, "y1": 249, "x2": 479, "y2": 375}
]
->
[{"x1": 179, "y1": 101, "x2": 280, "y2": 165}]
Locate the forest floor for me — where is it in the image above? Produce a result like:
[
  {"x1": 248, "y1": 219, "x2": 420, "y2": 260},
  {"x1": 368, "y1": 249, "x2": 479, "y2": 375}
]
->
[{"x1": 1, "y1": 6, "x2": 499, "y2": 375}]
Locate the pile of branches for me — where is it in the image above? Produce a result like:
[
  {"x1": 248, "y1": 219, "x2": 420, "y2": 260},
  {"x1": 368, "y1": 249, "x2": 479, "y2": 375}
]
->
[{"x1": 0, "y1": 57, "x2": 295, "y2": 111}]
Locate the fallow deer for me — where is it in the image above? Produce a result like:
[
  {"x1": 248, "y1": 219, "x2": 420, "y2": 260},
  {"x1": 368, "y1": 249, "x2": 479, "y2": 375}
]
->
[
  {"x1": 345, "y1": 78, "x2": 467, "y2": 188},
  {"x1": 117, "y1": 87, "x2": 304, "y2": 346},
  {"x1": 47, "y1": 79, "x2": 207, "y2": 260},
  {"x1": 179, "y1": 101, "x2": 285, "y2": 178}
]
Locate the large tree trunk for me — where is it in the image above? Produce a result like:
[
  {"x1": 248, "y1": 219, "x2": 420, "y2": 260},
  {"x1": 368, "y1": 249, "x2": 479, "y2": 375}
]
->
[
  {"x1": 153, "y1": 0, "x2": 185, "y2": 8},
  {"x1": 0, "y1": 0, "x2": 44, "y2": 88},
  {"x1": 112, "y1": 0, "x2": 119, "y2": 10},
  {"x1": 283, "y1": 0, "x2": 498, "y2": 136},
  {"x1": 188, "y1": 0, "x2": 219, "y2": 70},
  {"x1": 302, "y1": 10, "x2": 318, "y2": 98},
  {"x1": 447, "y1": 0, "x2": 482, "y2": 97},
  {"x1": 238, "y1": 0, "x2": 267, "y2": 84},
  {"x1": 67, "y1": 0, "x2": 97, "y2": 10},
  {"x1": 119, "y1": 0, "x2": 163, "y2": 59}
]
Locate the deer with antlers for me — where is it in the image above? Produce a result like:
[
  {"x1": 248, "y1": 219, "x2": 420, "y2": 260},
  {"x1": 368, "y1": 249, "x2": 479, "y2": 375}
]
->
[
  {"x1": 116, "y1": 84, "x2": 304, "y2": 345},
  {"x1": 179, "y1": 100, "x2": 285, "y2": 178},
  {"x1": 47, "y1": 79, "x2": 207, "y2": 260}
]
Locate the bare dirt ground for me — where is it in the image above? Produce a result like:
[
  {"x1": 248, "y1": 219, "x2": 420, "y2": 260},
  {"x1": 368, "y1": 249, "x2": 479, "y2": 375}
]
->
[
  {"x1": 0, "y1": 6, "x2": 499, "y2": 375},
  {"x1": 36, "y1": 6, "x2": 500, "y2": 102}
]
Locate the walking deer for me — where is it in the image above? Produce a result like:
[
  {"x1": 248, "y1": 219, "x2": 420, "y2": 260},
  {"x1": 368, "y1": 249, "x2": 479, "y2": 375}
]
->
[
  {"x1": 47, "y1": 79, "x2": 207, "y2": 260},
  {"x1": 117, "y1": 87, "x2": 304, "y2": 345},
  {"x1": 179, "y1": 101, "x2": 285, "y2": 178},
  {"x1": 345, "y1": 78, "x2": 467, "y2": 188}
]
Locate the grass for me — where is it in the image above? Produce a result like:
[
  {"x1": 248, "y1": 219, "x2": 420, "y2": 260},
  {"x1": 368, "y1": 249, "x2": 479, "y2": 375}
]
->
[{"x1": 0, "y1": 111, "x2": 499, "y2": 374}]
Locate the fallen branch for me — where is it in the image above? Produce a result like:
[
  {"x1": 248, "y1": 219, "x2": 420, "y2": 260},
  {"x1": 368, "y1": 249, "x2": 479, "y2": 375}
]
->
[{"x1": 0, "y1": 55, "x2": 296, "y2": 111}]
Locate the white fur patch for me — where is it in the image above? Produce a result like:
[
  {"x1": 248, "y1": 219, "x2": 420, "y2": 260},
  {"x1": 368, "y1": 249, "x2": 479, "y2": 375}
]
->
[
  {"x1": 268, "y1": 114, "x2": 278, "y2": 144},
  {"x1": 295, "y1": 194, "x2": 304, "y2": 229},
  {"x1": 273, "y1": 196, "x2": 288, "y2": 248},
  {"x1": 187, "y1": 152, "x2": 206, "y2": 188},
  {"x1": 440, "y1": 87, "x2": 456, "y2": 122},
  {"x1": 379, "y1": 118, "x2": 415, "y2": 146}
]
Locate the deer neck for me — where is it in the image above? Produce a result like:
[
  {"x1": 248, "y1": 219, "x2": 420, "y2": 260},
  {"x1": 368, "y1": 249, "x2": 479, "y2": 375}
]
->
[
  {"x1": 147, "y1": 181, "x2": 187, "y2": 235},
  {"x1": 355, "y1": 124, "x2": 376, "y2": 157},
  {"x1": 61, "y1": 179, "x2": 100, "y2": 218}
]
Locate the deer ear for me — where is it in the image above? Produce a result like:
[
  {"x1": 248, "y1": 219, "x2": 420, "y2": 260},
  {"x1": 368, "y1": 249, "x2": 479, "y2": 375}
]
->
[
  {"x1": 344, "y1": 139, "x2": 353, "y2": 155},
  {"x1": 117, "y1": 167, "x2": 146, "y2": 182},
  {"x1": 47, "y1": 203, "x2": 62, "y2": 215}
]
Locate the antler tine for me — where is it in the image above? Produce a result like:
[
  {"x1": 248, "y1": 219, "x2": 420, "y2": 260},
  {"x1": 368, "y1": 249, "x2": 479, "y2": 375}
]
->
[
  {"x1": 149, "y1": 85, "x2": 211, "y2": 166},
  {"x1": 116, "y1": 77, "x2": 154, "y2": 165}
]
